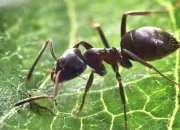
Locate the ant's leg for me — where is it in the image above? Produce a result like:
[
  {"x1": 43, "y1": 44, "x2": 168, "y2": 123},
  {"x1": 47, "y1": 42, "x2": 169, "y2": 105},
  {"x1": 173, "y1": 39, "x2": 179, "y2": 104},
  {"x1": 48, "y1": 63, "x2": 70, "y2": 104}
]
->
[
  {"x1": 14, "y1": 94, "x2": 51, "y2": 106},
  {"x1": 73, "y1": 41, "x2": 93, "y2": 50},
  {"x1": 122, "y1": 49, "x2": 180, "y2": 86},
  {"x1": 88, "y1": 17, "x2": 110, "y2": 48},
  {"x1": 92, "y1": 24, "x2": 110, "y2": 48},
  {"x1": 15, "y1": 71, "x2": 62, "y2": 106},
  {"x1": 27, "y1": 39, "x2": 57, "y2": 81},
  {"x1": 76, "y1": 70, "x2": 94, "y2": 114},
  {"x1": 121, "y1": 10, "x2": 168, "y2": 37},
  {"x1": 111, "y1": 64, "x2": 127, "y2": 130},
  {"x1": 116, "y1": 72, "x2": 127, "y2": 130}
]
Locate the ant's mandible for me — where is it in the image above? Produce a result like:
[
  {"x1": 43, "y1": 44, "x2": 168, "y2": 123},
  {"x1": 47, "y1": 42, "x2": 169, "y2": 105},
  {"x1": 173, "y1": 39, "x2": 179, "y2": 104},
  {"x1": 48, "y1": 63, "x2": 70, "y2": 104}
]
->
[{"x1": 15, "y1": 9, "x2": 180, "y2": 130}]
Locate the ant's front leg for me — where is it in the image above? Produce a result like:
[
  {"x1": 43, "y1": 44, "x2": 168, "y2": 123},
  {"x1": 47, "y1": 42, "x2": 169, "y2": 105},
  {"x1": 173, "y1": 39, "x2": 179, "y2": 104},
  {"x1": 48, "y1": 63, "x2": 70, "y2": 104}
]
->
[
  {"x1": 27, "y1": 39, "x2": 57, "y2": 81},
  {"x1": 15, "y1": 71, "x2": 62, "y2": 106}
]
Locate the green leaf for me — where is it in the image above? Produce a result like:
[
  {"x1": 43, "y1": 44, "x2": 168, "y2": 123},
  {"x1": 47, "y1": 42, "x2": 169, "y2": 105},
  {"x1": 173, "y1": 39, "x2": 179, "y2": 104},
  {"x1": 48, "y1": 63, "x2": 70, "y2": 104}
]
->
[{"x1": 0, "y1": 0, "x2": 179, "y2": 130}]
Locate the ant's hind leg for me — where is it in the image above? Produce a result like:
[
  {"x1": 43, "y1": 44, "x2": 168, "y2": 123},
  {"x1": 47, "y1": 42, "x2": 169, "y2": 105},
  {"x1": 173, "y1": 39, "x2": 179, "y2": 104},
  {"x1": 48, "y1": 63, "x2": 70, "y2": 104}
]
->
[
  {"x1": 121, "y1": 10, "x2": 168, "y2": 37},
  {"x1": 121, "y1": 1, "x2": 180, "y2": 37},
  {"x1": 122, "y1": 49, "x2": 180, "y2": 86}
]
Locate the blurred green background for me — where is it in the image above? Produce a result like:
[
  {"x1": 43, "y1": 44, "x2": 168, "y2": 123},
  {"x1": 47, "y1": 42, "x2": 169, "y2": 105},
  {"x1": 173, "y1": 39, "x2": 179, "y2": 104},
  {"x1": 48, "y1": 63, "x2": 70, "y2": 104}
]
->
[{"x1": 0, "y1": 0, "x2": 179, "y2": 130}]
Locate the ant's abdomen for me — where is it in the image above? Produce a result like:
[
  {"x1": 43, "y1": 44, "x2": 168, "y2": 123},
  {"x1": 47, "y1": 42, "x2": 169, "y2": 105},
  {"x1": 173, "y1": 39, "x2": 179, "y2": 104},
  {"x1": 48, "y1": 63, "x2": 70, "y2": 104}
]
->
[{"x1": 121, "y1": 27, "x2": 179, "y2": 61}]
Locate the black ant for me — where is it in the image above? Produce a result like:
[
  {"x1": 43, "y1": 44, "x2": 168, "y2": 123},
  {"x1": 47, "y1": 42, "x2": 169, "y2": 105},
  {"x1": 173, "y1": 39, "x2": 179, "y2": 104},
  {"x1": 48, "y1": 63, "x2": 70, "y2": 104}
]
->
[{"x1": 15, "y1": 9, "x2": 180, "y2": 130}]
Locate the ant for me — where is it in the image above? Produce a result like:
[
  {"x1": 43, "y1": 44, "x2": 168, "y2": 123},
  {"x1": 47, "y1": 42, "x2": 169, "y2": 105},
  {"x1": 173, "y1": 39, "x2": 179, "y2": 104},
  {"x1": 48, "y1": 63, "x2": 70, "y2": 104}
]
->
[{"x1": 15, "y1": 9, "x2": 180, "y2": 130}]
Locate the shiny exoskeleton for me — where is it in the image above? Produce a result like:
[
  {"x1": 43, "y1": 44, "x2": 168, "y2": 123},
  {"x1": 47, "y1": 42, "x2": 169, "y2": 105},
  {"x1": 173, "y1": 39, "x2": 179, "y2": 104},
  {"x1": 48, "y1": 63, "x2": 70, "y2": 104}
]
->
[
  {"x1": 121, "y1": 27, "x2": 179, "y2": 63},
  {"x1": 15, "y1": 10, "x2": 180, "y2": 130}
]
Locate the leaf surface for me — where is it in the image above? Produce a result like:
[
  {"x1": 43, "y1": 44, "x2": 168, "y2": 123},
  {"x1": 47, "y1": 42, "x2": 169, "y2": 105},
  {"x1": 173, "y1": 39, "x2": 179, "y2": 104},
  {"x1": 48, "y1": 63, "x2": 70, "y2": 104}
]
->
[{"x1": 0, "y1": 0, "x2": 179, "y2": 130}]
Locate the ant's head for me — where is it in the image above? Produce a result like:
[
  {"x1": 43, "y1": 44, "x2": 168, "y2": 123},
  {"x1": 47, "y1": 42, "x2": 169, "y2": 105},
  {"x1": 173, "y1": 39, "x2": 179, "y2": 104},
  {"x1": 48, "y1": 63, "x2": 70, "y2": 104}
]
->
[{"x1": 51, "y1": 48, "x2": 87, "y2": 82}]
